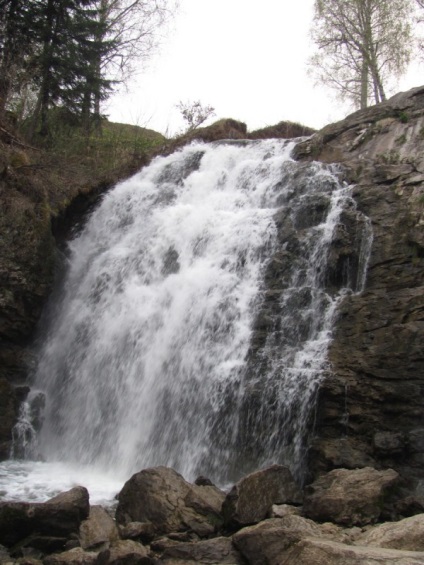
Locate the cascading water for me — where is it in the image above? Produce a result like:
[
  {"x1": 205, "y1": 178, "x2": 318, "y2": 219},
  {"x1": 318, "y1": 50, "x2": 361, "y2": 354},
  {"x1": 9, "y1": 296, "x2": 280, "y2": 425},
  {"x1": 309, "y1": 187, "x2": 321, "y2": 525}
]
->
[{"x1": 3, "y1": 139, "x2": 372, "y2": 502}]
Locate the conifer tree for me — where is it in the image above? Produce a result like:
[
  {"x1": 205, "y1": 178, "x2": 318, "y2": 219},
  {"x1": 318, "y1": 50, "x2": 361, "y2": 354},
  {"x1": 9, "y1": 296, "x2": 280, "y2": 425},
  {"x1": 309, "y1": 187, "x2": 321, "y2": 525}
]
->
[{"x1": 0, "y1": 0, "x2": 37, "y2": 117}]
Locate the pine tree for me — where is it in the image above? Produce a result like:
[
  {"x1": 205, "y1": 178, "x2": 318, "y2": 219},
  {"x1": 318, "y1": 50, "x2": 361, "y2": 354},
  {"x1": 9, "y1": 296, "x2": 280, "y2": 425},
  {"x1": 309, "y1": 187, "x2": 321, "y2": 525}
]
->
[{"x1": 0, "y1": 0, "x2": 38, "y2": 117}]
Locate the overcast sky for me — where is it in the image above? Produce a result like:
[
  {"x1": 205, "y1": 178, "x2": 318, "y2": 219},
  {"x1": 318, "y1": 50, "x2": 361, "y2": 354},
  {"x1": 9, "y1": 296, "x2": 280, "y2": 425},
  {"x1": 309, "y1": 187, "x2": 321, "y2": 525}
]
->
[{"x1": 106, "y1": 0, "x2": 423, "y2": 136}]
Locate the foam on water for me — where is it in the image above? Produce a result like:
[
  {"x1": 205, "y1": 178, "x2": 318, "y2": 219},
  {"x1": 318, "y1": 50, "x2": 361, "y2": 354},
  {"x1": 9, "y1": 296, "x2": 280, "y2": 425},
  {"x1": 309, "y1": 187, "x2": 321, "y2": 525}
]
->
[{"x1": 0, "y1": 460, "x2": 123, "y2": 505}]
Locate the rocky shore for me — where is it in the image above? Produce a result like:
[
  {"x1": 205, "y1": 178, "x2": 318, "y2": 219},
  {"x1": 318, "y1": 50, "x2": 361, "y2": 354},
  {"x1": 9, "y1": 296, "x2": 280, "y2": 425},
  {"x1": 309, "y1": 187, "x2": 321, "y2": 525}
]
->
[{"x1": 2, "y1": 463, "x2": 424, "y2": 564}]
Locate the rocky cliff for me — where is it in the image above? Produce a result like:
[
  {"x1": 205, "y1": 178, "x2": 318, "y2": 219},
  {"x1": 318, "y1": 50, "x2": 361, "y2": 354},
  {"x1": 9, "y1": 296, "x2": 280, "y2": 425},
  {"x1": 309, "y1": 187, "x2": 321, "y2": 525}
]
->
[{"x1": 293, "y1": 86, "x2": 424, "y2": 500}]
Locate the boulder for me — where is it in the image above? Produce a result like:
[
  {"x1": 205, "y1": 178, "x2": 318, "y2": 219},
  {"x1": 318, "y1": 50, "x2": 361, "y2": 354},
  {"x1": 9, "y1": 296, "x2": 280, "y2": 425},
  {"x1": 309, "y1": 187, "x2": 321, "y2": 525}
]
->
[
  {"x1": 268, "y1": 504, "x2": 301, "y2": 518},
  {"x1": 115, "y1": 466, "x2": 225, "y2": 537},
  {"x1": 355, "y1": 513, "x2": 424, "y2": 551},
  {"x1": 0, "y1": 486, "x2": 89, "y2": 547},
  {"x1": 161, "y1": 537, "x2": 243, "y2": 564},
  {"x1": 282, "y1": 537, "x2": 424, "y2": 565},
  {"x1": 118, "y1": 522, "x2": 156, "y2": 543},
  {"x1": 303, "y1": 467, "x2": 399, "y2": 526},
  {"x1": 108, "y1": 539, "x2": 151, "y2": 564},
  {"x1": 232, "y1": 516, "x2": 324, "y2": 565},
  {"x1": 79, "y1": 506, "x2": 119, "y2": 551},
  {"x1": 43, "y1": 547, "x2": 109, "y2": 565},
  {"x1": 222, "y1": 465, "x2": 302, "y2": 528}
]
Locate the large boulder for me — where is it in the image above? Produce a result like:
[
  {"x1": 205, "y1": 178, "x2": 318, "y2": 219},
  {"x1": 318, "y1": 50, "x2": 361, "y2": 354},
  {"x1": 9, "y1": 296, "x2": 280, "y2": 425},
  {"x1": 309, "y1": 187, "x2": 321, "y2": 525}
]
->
[
  {"x1": 0, "y1": 486, "x2": 89, "y2": 547},
  {"x1": 115, "y1": 466, "x2": 225, "y2": 537},
  {"x1": 303, "y1": 467, "x2": 399, "y2": 526},
  {"x1": 222, "y1": 465, "x2": 302, "y2": 528},
  {"x1": 232, "y1": 515, "x2": 325, "y2": 565}
]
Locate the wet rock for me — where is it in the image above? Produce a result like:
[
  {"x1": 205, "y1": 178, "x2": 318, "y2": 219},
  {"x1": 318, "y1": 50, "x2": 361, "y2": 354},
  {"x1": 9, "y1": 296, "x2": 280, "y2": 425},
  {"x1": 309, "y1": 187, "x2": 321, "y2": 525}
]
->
[
  {"x1": 115, "y1": 467, "x2": 224, "y2": 537},
  {"x1": 303, "y1": 467, "x2": 399, "y2": 526},
  {"x1": 222, "y1": 464, "x2": 302, "y2": 528},
  {"x1": 79, "y1": 506, "x2": 118, "y2": 551},
  {"x1": 0, "y1": 377, "x2": 18, "y2": 459}
]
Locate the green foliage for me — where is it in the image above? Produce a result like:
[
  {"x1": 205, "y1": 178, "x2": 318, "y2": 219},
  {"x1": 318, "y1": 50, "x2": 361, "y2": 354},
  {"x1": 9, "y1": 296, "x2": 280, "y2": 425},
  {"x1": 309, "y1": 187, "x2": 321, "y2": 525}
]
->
[{"x1": 396, "y1": 111, "x2": 409, "y2": 123}]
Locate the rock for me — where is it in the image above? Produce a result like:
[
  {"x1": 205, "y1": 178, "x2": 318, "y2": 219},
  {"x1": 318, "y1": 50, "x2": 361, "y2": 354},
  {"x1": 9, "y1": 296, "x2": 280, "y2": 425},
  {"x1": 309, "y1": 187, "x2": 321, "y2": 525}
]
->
[
  {"x1": 295, "y1": 87, "x2": 424, "y2": 490},
  {"x1": 355, "y1": 513, "x2": 424, "y2": 551},
  {"x1": 118, "y1": 522, "x2": 156, "y2": 543},
  {"x1": 115, "y1": 466, "x2": 224, "y2": 537},
  {"x1": 0, "y1": 486, "x2": 89, "y2": 547},
  {"x1": 0, "y1": 377, "x2": 18, "y2": 459},
  {"x1": 303, "y1": 467, "x2": 399, "y2": 526},
  {"x1": 283, "y1": 537, "x2": 424, "y2": 564},
  {"x1": 43, "y1": 547, "x2": 109, "y2": 565},
  {"x1": 232, "y1": 516, "x2": 325, "y2": 565},
  {"x1": 268, "y1": 504, "x2": 301, "y2": 518},
  {"x1": 161, "y1": 537, "x2": 243, "y2": 564},
  {"x1": 222, "y1": 464, "x2": 302, "y2": 528},
  {"x1": 108, "y1": 540, "x2": 151, "y2": 565},
  {"x1": 79, "y1": 506, "x2": 118, "y2": 551}
]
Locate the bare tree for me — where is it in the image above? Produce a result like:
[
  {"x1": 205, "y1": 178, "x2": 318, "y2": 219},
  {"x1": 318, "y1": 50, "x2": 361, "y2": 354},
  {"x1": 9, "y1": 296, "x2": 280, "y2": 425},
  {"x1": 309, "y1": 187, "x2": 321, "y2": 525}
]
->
[
  {"x1": 310, "y1": 0, "x2": 413, "y2": 109},
  {"x1": 176, "y1": 100, "x2": 216, "y2": 133},
  {"x1": 92, "y1": 0, "x2": 178, "y2": 118}
]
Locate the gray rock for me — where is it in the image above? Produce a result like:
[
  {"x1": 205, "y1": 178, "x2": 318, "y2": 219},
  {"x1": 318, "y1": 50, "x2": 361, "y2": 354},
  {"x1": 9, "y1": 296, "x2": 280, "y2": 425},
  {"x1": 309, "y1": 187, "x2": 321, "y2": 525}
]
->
[
  {"x1": 303, "y1": 467, "x2": 399, "y2": 526},
  {"x1": 222, "y1": 465, "x2": 302, "y2": 528},
  {"x1": 115, "y1": 466, "x2": 224, "y2": 537}
]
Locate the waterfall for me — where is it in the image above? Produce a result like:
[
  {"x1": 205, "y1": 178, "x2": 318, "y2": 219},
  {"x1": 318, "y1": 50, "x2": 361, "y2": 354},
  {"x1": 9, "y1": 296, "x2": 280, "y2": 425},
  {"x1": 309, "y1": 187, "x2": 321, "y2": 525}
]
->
[{"x1": 8, "y1": 139, "x2": 372, "y2": 497}]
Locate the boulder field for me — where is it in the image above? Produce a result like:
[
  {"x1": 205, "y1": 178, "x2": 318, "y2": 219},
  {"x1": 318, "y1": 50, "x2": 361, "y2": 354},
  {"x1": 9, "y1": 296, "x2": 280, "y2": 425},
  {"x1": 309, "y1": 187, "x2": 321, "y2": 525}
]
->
[{"x1": 2, "y1": 464, "x2": 424, "y2": 564}]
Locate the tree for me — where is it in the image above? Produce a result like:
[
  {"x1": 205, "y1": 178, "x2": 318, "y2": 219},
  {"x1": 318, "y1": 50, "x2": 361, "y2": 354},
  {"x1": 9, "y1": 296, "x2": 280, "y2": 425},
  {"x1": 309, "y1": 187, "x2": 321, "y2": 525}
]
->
[
  {"x1": 310, "y1": 0, "x2": 413, "y2": 109},
  {"x1": 176, "y1": 100, "x2": 216, "y2": 133},
  {"x1": 1, "y1": 0, "x2": 177, "y2": 136},
  {"x1": 90, "y1": 0, "x2": 177, "y2": 120},
  {"x1": 0, "y1": 0, "x2": 38, "y2": 117}
]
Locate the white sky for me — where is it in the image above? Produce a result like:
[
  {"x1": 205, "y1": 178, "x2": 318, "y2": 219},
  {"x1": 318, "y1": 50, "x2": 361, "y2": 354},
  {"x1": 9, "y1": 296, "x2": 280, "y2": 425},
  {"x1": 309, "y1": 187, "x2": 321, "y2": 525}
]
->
[{"x1": 106, "y1": 0, "x2": 424, "y2": 136}]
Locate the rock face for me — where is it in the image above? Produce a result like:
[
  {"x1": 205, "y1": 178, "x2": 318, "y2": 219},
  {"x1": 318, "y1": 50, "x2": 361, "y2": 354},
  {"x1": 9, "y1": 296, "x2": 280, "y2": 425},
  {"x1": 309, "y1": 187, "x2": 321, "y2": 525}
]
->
[{"x1": 293, "y1": 86, "x2": 424, "y2": 491}]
